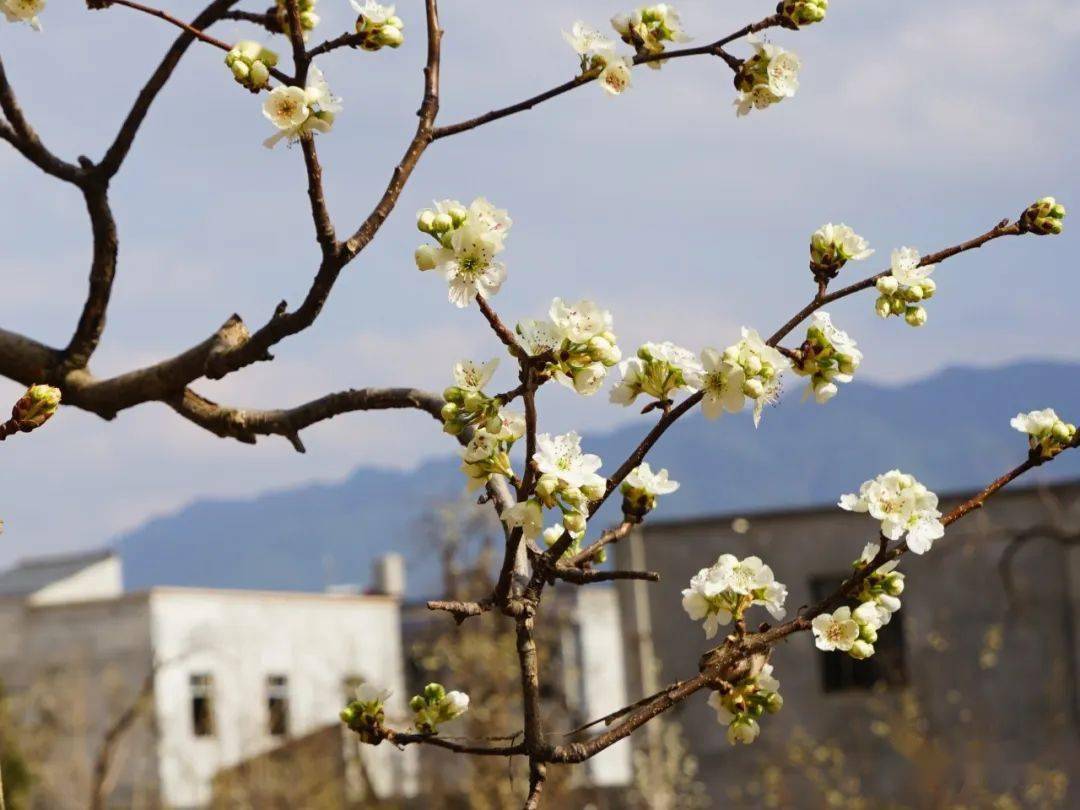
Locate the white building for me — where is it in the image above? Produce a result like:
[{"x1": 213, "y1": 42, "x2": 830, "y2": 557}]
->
[{"x1": 0, "y1": 550, "x2": 416, "y2": 809}]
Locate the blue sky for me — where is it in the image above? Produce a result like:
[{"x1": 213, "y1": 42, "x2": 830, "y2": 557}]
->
[{"x1": 1, "y1": 0, "x2": 1078, "y2": 565}]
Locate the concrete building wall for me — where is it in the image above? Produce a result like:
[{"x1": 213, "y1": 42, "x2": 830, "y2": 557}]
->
[
  {"x1": 2, "y1": 595, "x2": 160, "y2": 809},
  {"x1": 148, "y1": 588, "x2": 416, "y2": 808},
  {"x1": 616, "y1": 482, "x2": 1080, "y2": 807}
]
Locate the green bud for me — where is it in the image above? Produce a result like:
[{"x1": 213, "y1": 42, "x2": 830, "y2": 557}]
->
[
  {"x1": 742, "y1": 378, "x2": 765, "y2": 399},
  {"x1": 836, "y1": 354, "x2": 856, "y2": 375},
  {"x1": 874, "y1": 296, "x2": 891, "y2": 318},
  {"x1": 883, "y1": 572, "x2": 905, "y2": 596},
  {"x1": 919, "y1": 278, "x2": 936, "y2": 299},
  {"x1": 563, "y1": 511, "x2": 587, "y2": 535},
  {"x1": 875, "y1": 276, "x2": 898, "y2": 295},
  {"x1": 485, "y1": 415, "x2": 503, "y2": 434},
  {"x1": 230, "y1": 60, "x2": 250, "y2": 81},
  {"x1": 442, "y1": 419, "x2": 465, "y2": 436},
  {"x1": 417, "y1": 210, "x2": 436, "y2": 233},
  {"x1": 849, "y1": 640, "x2": 875, "y2": 660},
  {"x1": 377, "y1": 25, "x2": 404, "y2": 48},
  {"x1": 581, "y1": 479, "x2": 606, "y2": 501},
  {"x1": 764, "y1": 692, "x2": 784, "y2": 713},
  {"x1": 748, "y1": 702, "x2": 765, "y2": 719},
  {"x1": 432, "y1": 212, "x2": 454, "y2": 232},
  {"x1": 462, "y1": 391, "x2": 485, "y2": 412},
  {"x1": 904, "y1": 306, "x2": 928, "y2": 327},
  {"x1": 423, "y1": 683, "x2": 446, "y2": 702},
  {"x1": 439, "y1": 402, "x2": 459, "y2": 422},
  {"x1": 11, "y1": 384, "x2": 61, "y2": 430},
  {"x1": 1021, "y1": 196, "x2": 1066, "y2": 235},
  {"x1": 248, "y1": 60, "x2": 270, "y2": 89},
  {"x1": 859, "y1": 625, "x2": 878, "y2": 644},
  {"x1": 1051, "y1": 421, "x2": 1071, "y2": 442},
  {"x1": 387, "y1": 15, "x2": 404, "y2": 29},
  {"x1": 340, "y1": 704, "x2": 358, "y2": 724},
  {"x1": 415, "y1": 244, "x2": 439, "y2": 271},
  {"x1": 903, "y1": 284, "x2": 924, "y2": 302},
  {"x1": 536, "y1": 474, "x2": 559, "y2": 499},
  {"x1": 409, "y1": 695, "x2": 426, "y2": 713}
]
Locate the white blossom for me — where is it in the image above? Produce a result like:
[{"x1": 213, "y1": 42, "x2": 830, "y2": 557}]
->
[
  {"x1": 811, "y1": 223, "x2": 874, "y2": 264},
  {"x1": 354, "y1": 682, "x2": 392, "y2": 706},
  {"x1": 562, "y1": 20, "x2": 615, "y2": 56},
  {"x1": 889, "y1": 246, "x2": 935, "y2": 287},
  {"x1": 263, "y1": 67, "x2": 341, "y2": 148},
  {"x1": 698, "y1": 347, "x2": 746, "y2": 419},
  {"x1": 609, "y1": 341, "x2": 702, "y2": 406},
  {"x1": 811, "y1": 606, "x2": 860, "y2": 652},
  {"x1": 549, "y1": 298, "x2": 612, "y2": 343},
  {"x1": 1011, "y1": 408, "x2": 1061, "y2": 438},
  {"x1": 501, "y1": 499, "x2": 543, "y2": 541},
  {"x1": 722, "y1": 328, "x2": 790, "y2": 427},
  {"x1": 533, "y1": 431, "x2": 603, "y2": 490},
  {"x1": 350, "y1": 0, "x2": 394, "y2": 24},
  {"x1": 444, "y1": 690, "x2": 470, "y2": 718},
  {"x1": 452, "y1": 359, "x2": 498, "y2": 391},
  {"x1": 2, "y1": 0, "x2": 44, "y2": 30},
  {"x1": 795, "y1": 312, "x2": 863, "y2": 404},
  {"x1": 681, "y1": 554, "x2": 787, "y2": 637},
  {"x1": 624, "y1": 462, "x2": 679, "y2": 497},
  {"x1": 598, "y1": 53, "x2": 634, "y2": 95},
  {"x1": 839, "y1": 470, "x2": 944, "y2": 554},
  {"x1": 516, "y1": 319, "x2": 565, "y2": 357}
]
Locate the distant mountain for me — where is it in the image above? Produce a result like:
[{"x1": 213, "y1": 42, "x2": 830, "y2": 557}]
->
[{"x1": 119, "y1": 361, "x2": 1080, "y2": 597}]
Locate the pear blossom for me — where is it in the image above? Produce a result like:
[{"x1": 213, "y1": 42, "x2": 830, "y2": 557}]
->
[
  {"x1": 562, "y1": 20, "x2": 615, "y2": 57},
  {"x1": 889, "y1": 247, "x2": 935, "y2": 287},
  {"x1": 263, "y1": 67, "x2": 341, "y2": 148},
  {"x1": 452, "y1": 358, "x2": 498, "y2": 392},
  {"x1": 697, "y1": 348, "x2": 746, "y2": 419},
  {"x1": 612, "y1": 4, "x2": 690, "y2": 69},
  {"x1": 459, "y1": 430, "x2": 511, "y2": 491},
  {"x1": 410, "y1": 683, "x2": 470, "y2": 733},
  {"x1": 811, "y1": 606, "x2": 859, "y2": 652},
  {"x1": 718, "y1": 328, "x2": 790, "y2": 427},
  {"x1": 707, "y1": 662, "x2": 782, "y2": 745},
  {"x1": 793, "y1": 312, "x2": 862, "y2": 403},
  {"x1": 682, "y1": 554, "x2": 787, "y2": 638},
  {"x1": 734, "y1": 36, "x2": 801, "y2": 115},
  {"x1": 810, "y1": 223, "x2": 874, "y2": 276},
  {"x1": 1011, "y1": 408, "x2": 1076, "y2": 458},
  {"x1": 516, "y1": 319, "x2": 565, "y2": 357},
  {"x1": 550, "y1": 298, "x2": 612, "y2": 343},
  {"x1": 609, "y1": 342, "x2": 702, "y2": 406},
  {"x1": 340, "y1": 680, "x2": 392, "y2": 741},
  {"x1": 1020, "y1": 196, "x2": 1066, "y2": 236},
  {"x1": 598, "y1": 53, "x2": 634, "y2": 95},
  {"x1": 621, "y1": 462, "x2": 679, "y2": 514},
  {"x1": 533, "y1": 431, "x2": 603, "y2": 490},
  {"x1": 839, "y1": 470, "x2": 945, "y2": 554},
  {"x1": 501, "y1": 499, "x2": 543, "y2": 541},
  {"x1": 2, "y1": 0, "x2": 45, "y2": 30},
  {"x1": 415, "y1": 198, "x2": 511, "y2": 307},
  {"x1": 353, "y1": 682, "x2": 392, "y2": 706}
]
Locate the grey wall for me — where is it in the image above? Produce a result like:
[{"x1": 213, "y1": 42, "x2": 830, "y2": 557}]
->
[{"x1": 617, "y1": 481, "x2": 1080, "y2": 808}]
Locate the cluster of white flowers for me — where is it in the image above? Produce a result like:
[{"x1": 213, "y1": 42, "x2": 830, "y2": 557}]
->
[
  {"x1": 262, "y1": 67, "x2": 341, "y2": 148},
  {"x1": 275, "y1": 0, "x2": 319, "y2": 41},
  {"x1": 839, "y1": 470, "x2": 944, "y2": 554},
  {"x1": 813, "y1": 549, "x2": 903, "y2": 661},
  {"x1": 339, "y1": 682, "x2": 392, "y2": 743},
  {"x1": 620, "y1": 462, "x2": 679, "y2": 516},
  {"x1": 459, "y1": 418, "x2": 525, "y2": 493},
  {"x1": 1020, "y1": 197, "x2": 1066, "y2": 236},
  {"x1": 700, "y1": 329, "x2": 790, "y2": 427},
  {"x1": 409, "y1": 683, "x2": 470, "y2": 734},
  {"x1": 874, "y1": 247, "x2": 936, "y2": 327},
  {"x1": 707, "y1": 662, "x2": 783, "y2": 745},
  {"x1": 809, "y1": 223, "x2": 873, "y2": 280},
  {"x1": 611, "y1": 4, "x2": 690, "y2": 68},
  {"x1": 415, "y1": 198, "x2": 512, "y2": 307},
  {"x1": 734, "y1": 35, "x2": 801, "y2": 116},
  {"x1": 1011, "y1": 408, "x2": 1076, "y2": 459},
  {"x1": 681, "y1": 554, "x2": 787, "y2": 639},
  {"x1": 792, "y1": 312, "x2": 862, "y2": 403},
  {"x1": 517, "y1": 299, "x2": 622, "y2": 396},
  {"x1": 562, "y1": 21, "x2": 634, "y2": 96},
  {"x1": 527, "y1": 431, "x2": 607, "y2": 547},
  {"x1": 225, "y1": 41, "x2": 278, "y2": 92},
  {"x1": 351, "y1": 1, "x2": 404, "y2": 50},
  {"x1": 610, "y1": 341, "x2": 702, "y2": 407},
  {"x1": 2, "y1": 0, "x2": 43, "y2": 30},
  {"x1": 441, "y1": 358, "x2": 504, "y2": 436},
  {"x1": 777, "y1": 0, "x2": 828, "y2": 28}
]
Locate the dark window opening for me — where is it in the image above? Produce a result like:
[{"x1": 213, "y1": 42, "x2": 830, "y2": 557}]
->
[
  {"x1": 190, "y1": 673, "x2": 215, "y2": 737},
  {"x1": 267, "y1": 674, "x2": 290, "y2": 736},
  {"x1": 810, "y1": 575, "x2": 907, "y2": 693}
]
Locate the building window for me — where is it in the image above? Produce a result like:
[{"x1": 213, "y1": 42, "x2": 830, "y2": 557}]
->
[
  {"x1": 267, "y1": 674, "x2": 290, "y2": 736},
  {"x1": 810, "y1": 575, "x2": 907, "y2": 693},
  {"x1": 189, "y1": 674, "x2": 215, "y2": 737}
]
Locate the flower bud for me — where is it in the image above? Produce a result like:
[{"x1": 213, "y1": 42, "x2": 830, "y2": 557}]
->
[
  {"x1": 387, "y1": 15, "x2": 404, "y2": 29},
  {"x1": 581, "y1": 479, "x2": 606, "y2": 501},
  {"x1": 249, "y1": 61, "x2": 270, "y2": 88},
  {"x1": 874, "y1": 296, "x2": 891, "y2": 318},
  {"x1": 859, "y1": 624, "x2": 878, "y2": 644},
  {"x1": 462, "y1": 391, "x2": 485, "y2": 412},
  {"x1": 727, "y1": 717, "x2": 760, "y2": 745},
  {"x1": 533, "y1": 474, "x2": 557, "y2": 500},
  {"x1": 902, "y1": 284, "x2": 923, "y2": 302},
  {"x1": 484, "y1": 415, "x2": 503, "y2": 434},
  {"x1": 563, "y1": 511, "x2": 587, "y2": 535},
  {"x1": 11, "y1": 384, "x2": 61, "y2": 431},
  {"x1": 883, "y1": 572, "x2": 905, "y2": 596},
  {"x1": 876, "y1": 275, "x2": 899, "y2": 295},
  {"x1": 742, "y1": 378, "x2": 765, "y2": 399},
  {"x1": 340, "y1": 704, "x2": 358, "y2": 724},
  {"x1": 377, "y1": 25, "x2": 404, "y2": 48},
  {"x1": 904, "y1": 306, "x2": 928, "y2": 327},
  {"x1": 230, "y1": 60, "x2": 250, "y2": 81},
  {"x1": 415, "y1": 244, "x2": 439, "y2": 271},
  {"x1": 919, "y1": 278, "x2": 936, "y2": 299},
  {"x1": 743, "y1": 354, "x2": 763, "y2": 376},
  {"x1": 442, "y1": 419, "x2": 465, "y2": 436},
  {"x1": 849, "y1": 640, "x2": 875, "y2": 660},
  {"x1": 764, "y1": 692, "x2": 784, "y2": 713},
  {"x1": 417, "y1": 210, "x2": 436, "y2": 233},
  {"x1": 876, "y1": 593, "x2": 901, "y2": 613},
  {"x1": 432, "y1": 212, "x2": 454, "y2": 232},
  {"x1": 440, "y1": 402, "x2": 459, "y2": 422},
  {"x1": 409, "y1": 695, "x2": 426, "y2": 713},
  {"x1": 1020, "y1": 196, "x2": 1066, "y2": 235}
]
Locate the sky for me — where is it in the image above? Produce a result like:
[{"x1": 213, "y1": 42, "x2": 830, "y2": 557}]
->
[{"x1": 1, "y1": 0, "x2": 1078, "y2": 566}]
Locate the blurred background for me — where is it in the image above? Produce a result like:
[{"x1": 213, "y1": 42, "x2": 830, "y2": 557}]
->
[{"x1": 1, "y1": 0, "x2": 1079, "y2": 807}]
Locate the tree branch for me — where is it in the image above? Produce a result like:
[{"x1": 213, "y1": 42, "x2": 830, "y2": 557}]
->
[
  {"x1": 431, "y1": 15, "x2": 780, "y2": 141},
  {"x1": 0, "y1": 54, "x2": 82, "y2": 183}
]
